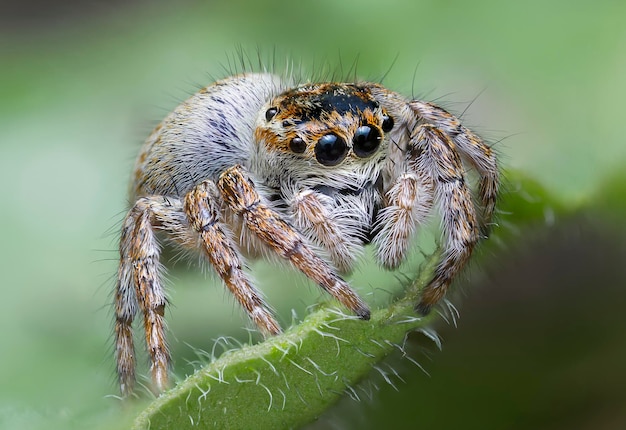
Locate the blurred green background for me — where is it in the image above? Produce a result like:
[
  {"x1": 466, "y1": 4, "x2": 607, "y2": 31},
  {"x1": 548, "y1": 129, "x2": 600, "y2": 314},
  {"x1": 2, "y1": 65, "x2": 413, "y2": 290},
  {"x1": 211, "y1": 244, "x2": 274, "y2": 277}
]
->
[{"x1": 1, "y1": 0, "x2": 625, "y2": 429}]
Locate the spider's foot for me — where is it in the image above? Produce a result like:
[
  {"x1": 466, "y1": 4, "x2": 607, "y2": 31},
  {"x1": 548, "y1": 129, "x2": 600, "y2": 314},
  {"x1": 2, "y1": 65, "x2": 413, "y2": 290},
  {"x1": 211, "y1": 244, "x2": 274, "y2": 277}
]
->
[
  {"x1": 356, "y1": 305, "x2": 371, "y2": 321},
  {"x1": 415, "y1": 301, "x2": 432, "y2": 316},
  {"x1": 415, "y1": 278, "x2": 447, "y2": 316}
]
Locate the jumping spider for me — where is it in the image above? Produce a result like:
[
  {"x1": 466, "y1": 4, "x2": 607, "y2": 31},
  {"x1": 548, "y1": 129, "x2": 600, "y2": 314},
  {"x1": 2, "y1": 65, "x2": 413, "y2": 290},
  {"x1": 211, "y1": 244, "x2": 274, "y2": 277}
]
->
[{"x1": 115, "y1": 73, "x2": 499, "y2": 397}]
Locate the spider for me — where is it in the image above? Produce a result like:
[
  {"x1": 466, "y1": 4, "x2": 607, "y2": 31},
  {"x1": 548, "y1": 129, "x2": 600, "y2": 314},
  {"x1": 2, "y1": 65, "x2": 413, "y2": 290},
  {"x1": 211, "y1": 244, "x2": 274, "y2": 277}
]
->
[{"x1": 114, "y1": 72, "x2": 498, "y2": 397}]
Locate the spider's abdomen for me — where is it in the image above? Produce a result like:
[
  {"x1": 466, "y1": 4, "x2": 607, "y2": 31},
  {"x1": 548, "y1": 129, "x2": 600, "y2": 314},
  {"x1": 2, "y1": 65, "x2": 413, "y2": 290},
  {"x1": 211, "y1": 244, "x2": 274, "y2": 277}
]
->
[{"x1": 131, "y1": 73, "x2": 287, "y2": 199}]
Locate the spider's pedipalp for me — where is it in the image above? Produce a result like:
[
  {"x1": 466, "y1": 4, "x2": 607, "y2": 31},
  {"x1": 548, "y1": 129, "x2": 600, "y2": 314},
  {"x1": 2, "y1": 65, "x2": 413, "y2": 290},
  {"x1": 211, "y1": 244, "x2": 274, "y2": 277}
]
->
[
  {"x1": 409, "y1": 125, "x2": 479, "y2": 315},
  {"x1": 374, "y1": 171, "x2": 434, "y2": 269},
  {"x1": 217, "y1": 165, "x2": 370, "y2": 320},
  {"x1": 410, "y1": 101, "x2": 499, "y2": 236},
  {"x1": 290, "y1": 189, "x2": 358, "y2": 274},
  {"x1": 183, "y1": 180, "x2": 282, "y2": 337}
]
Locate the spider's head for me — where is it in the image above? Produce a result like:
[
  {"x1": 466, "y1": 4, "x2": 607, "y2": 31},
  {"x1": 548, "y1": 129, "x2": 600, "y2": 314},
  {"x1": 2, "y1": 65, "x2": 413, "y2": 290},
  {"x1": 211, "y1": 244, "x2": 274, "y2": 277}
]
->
[{"x1": 254, "y1": 83, "x2": 394, "y2": 171}]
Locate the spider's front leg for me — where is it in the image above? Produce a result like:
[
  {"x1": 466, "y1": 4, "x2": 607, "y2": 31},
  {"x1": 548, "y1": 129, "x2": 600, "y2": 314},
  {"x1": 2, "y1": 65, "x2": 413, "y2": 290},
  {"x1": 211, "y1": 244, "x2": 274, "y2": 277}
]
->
[
  {"x1": 410, "y1": 101, "x2": 499, "y2": 236},
  {"x1": 217, "y1": 165, "x2": 371, "y2": 320},
  {"x1": 374, "y1": 88, "x2": 496, "y2": 315},
  {"x1": 409, "y1": 124, "x2": 480, "y2": 315}
]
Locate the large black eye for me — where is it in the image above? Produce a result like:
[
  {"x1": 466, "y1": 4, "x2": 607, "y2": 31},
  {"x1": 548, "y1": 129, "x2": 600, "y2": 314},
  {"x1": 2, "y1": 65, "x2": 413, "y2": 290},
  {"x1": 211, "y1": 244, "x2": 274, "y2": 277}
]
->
[
  {"x1": 382, "y1": 114, "x2": 394, "y2": 132},
  {"x1": 289, "y1": 136, "x2": 306, "y2": 154},
  {"x1": 352, "y1": 125, "x2": 381, "y2": 158},
  {"x1": 315, "y1": 133, "x2": 348, "y2": 166},
  {"x1": 265, "y1": 107, "x2": 278, "y2": 121}
]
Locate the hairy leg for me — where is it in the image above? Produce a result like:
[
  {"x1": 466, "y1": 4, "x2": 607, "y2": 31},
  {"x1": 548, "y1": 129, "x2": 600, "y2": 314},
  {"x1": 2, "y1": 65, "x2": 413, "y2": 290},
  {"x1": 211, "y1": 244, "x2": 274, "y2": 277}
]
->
[
  {"x1": 116, "y1": 198, "x2": 170, "y2": 396},
  {"x1": 183, "y1": 180, "x2": 281, "y2": 336},
  {"x1": 218, "y1": 165, "x2": 370, "y2": 320},
  {"x1": 408, "y1": 125, "x2": 479, "y2": 315},
  {"x1": 289, "y1": 189, "x2": 360, "y2": 273},
  {"x1": 115, "y1": 190, "x2": 281, "y2": 396},
  {"x1": 374, "y1": 171, "x2": 434, "y2": 269},
  {"x1": 410, "y1": 101, "x2": 499, "y2": 236}
]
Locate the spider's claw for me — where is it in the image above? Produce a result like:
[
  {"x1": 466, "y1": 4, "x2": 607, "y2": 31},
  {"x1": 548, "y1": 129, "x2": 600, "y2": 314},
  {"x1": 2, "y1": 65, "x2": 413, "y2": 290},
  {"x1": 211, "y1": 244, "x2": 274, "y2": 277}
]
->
[
  {"x1": 327, "y1": 278, "x2": 371, "y2": 321},
  {"x1": 415, "y1": 302, "x2": 432, "y2": 317},
  {"x1": 355, "y1": 304, "x2": 371, "y2": 320},
  {"x1": 350, "y1": 291, "x2": 371, "y2": 321},
  {"x1": 415, "y1": 277, "x2": 445, "y2": 316}
]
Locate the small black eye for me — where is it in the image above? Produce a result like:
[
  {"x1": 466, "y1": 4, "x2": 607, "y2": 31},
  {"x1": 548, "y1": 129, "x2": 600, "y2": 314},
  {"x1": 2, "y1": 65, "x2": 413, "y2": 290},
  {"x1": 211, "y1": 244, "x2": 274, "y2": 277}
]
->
[
  {"x1": 315, "y1": 133, "x2": 348, "y2": 166},
  {"x1": 382, "y1": 114, "x2": 394, "y2": 132},
  {"x1": 265, "y1": 107, "x2": 278, "y2": 121},
  {"x1": 352, "y1": 125, "x2": 381, "y2": 158},
  {"x1": 289, "y1": 136, "x2": 306, "y2": 154}
]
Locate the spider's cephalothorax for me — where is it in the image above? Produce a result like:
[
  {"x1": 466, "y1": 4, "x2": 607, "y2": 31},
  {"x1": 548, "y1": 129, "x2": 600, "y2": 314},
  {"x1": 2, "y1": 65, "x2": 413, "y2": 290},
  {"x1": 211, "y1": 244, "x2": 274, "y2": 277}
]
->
[
  {"x1": 251, "y1": 82, "x2": 398, "y2": 264},
  {"x1": 116, "y1": 73, "x2": 499, "y2": 397}
]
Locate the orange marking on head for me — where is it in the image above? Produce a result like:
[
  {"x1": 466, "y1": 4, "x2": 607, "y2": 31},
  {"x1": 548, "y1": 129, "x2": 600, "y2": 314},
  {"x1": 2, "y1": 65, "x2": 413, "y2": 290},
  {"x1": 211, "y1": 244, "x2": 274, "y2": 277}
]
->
[{"x1": 255, "y1": 83, "x2": 389, "y2": 167}]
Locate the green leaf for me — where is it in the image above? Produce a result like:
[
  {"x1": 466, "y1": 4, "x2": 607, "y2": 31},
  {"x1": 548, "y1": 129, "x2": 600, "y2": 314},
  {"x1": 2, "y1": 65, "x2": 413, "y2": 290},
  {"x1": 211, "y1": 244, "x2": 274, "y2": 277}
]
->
[{"x1": 132, "y1": 252, "x2": 440, "y2": 429}]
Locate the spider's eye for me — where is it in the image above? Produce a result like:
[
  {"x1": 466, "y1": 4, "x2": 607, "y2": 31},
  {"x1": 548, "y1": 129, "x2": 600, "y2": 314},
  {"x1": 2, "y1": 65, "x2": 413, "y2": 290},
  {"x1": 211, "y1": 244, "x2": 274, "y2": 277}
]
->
[
  {"x1": 289, "y1": 136, "x2": 307, "y2": 154},
  {"x1": 382, "y1": 114, "x2": 394, "y2": 132},
  {"x1": 265, "y1": 107, "x2": 278, "y2": 121},
  {"x1": 315, "y1": 133, "x2": 348, "y2": 166},
  {"x1": 352, "y1": 125, "x2": 382, "y2": 158}
]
